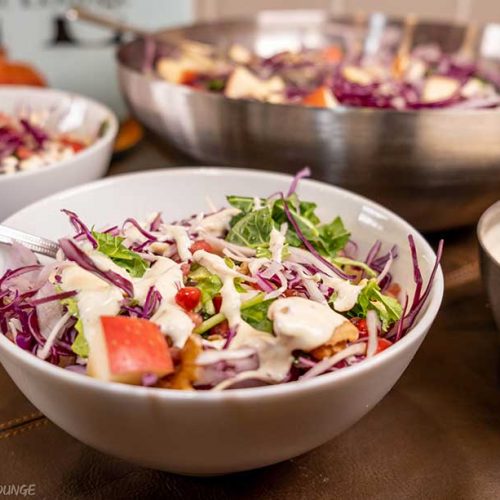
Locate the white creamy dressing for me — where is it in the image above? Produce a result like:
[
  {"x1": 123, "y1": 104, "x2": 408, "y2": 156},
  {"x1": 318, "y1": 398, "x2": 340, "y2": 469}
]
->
[
  {"x1": 192, "y1": 250, "x2": 246, "y2": 329},
  {"x1": 269, "y1": 225, "x2": 286, "y2": 263},
  {"x1": 121, "y1": 217, "x2": 192, "y2": 261},
  {"x1": 134, "y1": 257, "x2": 194, "y2": 348},
  {"x1": 161, "y1": 225, "x2": 192, "y2": 261},
  {"x1": 214, "y1": 296, "x2": 352, "y2": 389},
  {"x1": 134, "y1": 257, "x2": 181, "y2": 303},
  {"x1": 122, "y1": 224, "x2": 145, "y2": 246},
  {"x1": 90, "y1": 251, "x2": 132, "y2": 280},
  {"x1": 58, "y1": 263, "x2": 123, "y2": 347},
  {"x1": 268, "y1": 297, "x2": 348, "y2": 352},
  {"x1": 220, "y1": 278, "x2": 241, "y2": 328},
  {"x1": 227, "y1": 322, "x2": 290, "y2": 382},
  {"x1": 196, "y1": 208, "x2": 241, "y2": 237},
  {"x1": 253, "y1": 197, "x2": 262, "y2": 210},
  {"x1": 248, "y1": 257, "x2": 269, "y2": 276},
  {"x1": 321, "y1": 275, "x2": 362, "y2": 312}
]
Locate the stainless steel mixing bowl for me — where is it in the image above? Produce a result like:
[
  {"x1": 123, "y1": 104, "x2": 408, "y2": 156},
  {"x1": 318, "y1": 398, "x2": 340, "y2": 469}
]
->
[{"x1": 116, "y1": 13, "x2": 500, "y2": 232}]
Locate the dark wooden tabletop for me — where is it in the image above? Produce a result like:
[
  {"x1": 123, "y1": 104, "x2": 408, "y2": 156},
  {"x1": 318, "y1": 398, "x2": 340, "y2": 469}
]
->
[{"x1": 1, "y1": 135, "x2": 499, "y2": 500}]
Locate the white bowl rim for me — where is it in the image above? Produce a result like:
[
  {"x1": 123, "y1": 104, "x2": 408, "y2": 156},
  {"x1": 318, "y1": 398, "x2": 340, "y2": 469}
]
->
[
  {"x1": 0, "y1": 167, "x2": 444, "y2": 401},
  {"x1": 0, "y1": 85, "x2": 118, "y2": 185}
]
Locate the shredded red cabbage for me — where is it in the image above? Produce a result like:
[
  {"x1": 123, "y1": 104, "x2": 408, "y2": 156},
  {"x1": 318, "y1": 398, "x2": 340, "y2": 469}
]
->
[
  {"x1": 59, "y1": 238, "x2": 134, "y2": 297},
  {"x1": 287, "y1": 166, "x2": 311, "y2": 197},
  {"x1": 61, "y1": 209, "x2": 98, "y2": 249},
  {"x1": 282, "y1": 196, "x2": 354, "y2": 281},
  {"x1": 122, "y1": 218, "x2": 158, "y2": 241}
]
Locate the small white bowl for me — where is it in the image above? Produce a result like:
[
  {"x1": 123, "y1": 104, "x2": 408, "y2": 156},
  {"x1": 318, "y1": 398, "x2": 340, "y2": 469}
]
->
[
  {"x1": 0, "y1": 168, "x2": 443, "y2": 475},
  {"x1": 0, "y1": 86, "x2": 118, "y2": 221}
]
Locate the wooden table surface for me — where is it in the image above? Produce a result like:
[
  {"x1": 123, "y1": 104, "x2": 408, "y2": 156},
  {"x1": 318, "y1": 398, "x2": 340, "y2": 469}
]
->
[{"x1": 1, "y1": 135, "x2": 499, "y2": 499}]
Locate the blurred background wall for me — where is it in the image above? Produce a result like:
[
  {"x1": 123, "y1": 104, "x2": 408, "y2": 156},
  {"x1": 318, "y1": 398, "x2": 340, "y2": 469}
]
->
[
  {"x1": 0, "y1": 1, "x2": 192, "y2": 114},
  {"x1": 194, "y1": 0, "x2": 498, "y2": 23}
]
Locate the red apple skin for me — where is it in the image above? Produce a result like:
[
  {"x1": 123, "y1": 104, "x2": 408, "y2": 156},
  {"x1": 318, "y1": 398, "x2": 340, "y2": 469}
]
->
[{"x1": 98, "y1": 316, "x2": 173, "y2": 385}]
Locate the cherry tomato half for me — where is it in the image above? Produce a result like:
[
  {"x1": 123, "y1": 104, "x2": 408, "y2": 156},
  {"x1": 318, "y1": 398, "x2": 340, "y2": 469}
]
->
[
  {"x1": 175, "y1": 287, "x2": 201, "y2": 311},
  {"x1": 351, "y1": 317, "x2": 368, "y2": 336},
  {"x1": 190, "y1": 240, "x2": 215, "y2": 254},
  {"x1": 213, "y1": 295, "x2": 222, "y2": 313},
  {"x1": 210, "y1": 320, "x2": 229, "y2": 337},
  {"x1": 61, "y1": 137, "x2": 85, "y2": 153},
  {"x1": 376, "y1": 338, "x2": 392, "y2": 354}
]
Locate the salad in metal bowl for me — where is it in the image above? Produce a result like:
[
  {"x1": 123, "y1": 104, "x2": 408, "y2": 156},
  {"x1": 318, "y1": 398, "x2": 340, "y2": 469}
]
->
[
  {"x1": 0, "y1": 169, "x2": 442, "y2": 390},
  {"x1": 152, "y1": 39, "x2": 500, "y2": 110}
]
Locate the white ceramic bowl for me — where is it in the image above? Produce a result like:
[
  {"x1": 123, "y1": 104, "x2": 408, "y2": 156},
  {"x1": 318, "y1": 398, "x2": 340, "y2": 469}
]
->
[
  {"x1": 0, "y1": 86, "x2": 118, "y2": 221},
  {"x1": 0, "y1": 168, "x2": 443, "y2": 475}
]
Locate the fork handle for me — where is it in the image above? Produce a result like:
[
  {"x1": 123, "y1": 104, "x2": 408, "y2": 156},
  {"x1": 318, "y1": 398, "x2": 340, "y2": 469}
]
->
[{"x1": 0, "y1": 225, "x2": 59, "y2": 258}]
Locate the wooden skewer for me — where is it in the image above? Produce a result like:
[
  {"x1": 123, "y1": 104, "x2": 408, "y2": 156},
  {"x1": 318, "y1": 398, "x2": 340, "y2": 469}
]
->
[
  {"x1": 66, "y1": 5, "x2": 215, "y2": 57},
  {"x1": 393, "y1": 14, "x2": 418, "y2": 78},
  {"x1": 350, "y1": 11, "x2": 368, "y2": 61},
  {"x1": 456, "y1": 22, "x2": 479, "y2": 61}
]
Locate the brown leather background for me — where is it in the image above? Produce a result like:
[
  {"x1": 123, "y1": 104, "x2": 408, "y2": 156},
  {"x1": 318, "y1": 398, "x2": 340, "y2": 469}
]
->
[{"x1": 1, "y1": 137, "x2": 499, "y2": 499}]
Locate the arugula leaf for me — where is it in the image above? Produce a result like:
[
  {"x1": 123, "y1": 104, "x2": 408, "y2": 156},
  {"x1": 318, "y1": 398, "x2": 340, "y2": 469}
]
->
[
  {"x1": 318, "y1": 217, "x2": 350, "y2": 256},
  {"x1": 227, "y1": 195, "x2": 262, "y2": 212},
  {"x1": 299, "y1": 200, "x2": 321, "y2": 225},
  {"x1": 92, "y1": 231, "x2": 148, "y2": 278},
  {"x1": 226, "y1": 193, "x2": 349, "y2": 259},
  {"x1": 188, "y1": 266, "x2": 222, "y2": 314},
  {"x1": 272, "y1": 198, "x2": 320, "y2": 243},
  {"x1": 61, "y1": 296, "x2": 88, "y2": 358},
  {"x1": 226, "y1": 207, "x2": 274, "y2": 248},
  {"x1": 351, "y1": 280, "x2": 402, "y2": 331},
  {"x1": 241, "y1": 299, "x2": 274, "y2": 333}
]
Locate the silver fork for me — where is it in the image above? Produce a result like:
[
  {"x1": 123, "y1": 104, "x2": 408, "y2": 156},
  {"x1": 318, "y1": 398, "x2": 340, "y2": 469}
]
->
[{"x1": 0, "y1": 225, "x2": 59, "y2": 258}]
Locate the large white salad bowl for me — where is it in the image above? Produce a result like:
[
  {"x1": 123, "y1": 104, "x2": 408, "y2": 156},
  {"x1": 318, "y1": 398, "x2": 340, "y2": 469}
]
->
[{"x1": 0, "y1": 168, "x2": 443, "y2": 475}]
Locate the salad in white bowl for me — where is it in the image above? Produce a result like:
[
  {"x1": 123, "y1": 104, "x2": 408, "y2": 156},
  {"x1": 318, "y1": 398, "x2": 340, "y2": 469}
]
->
[
  {"x1": 0, "y1": 86, "x2": 118, "y2": 221},
  {"x1": 0, "y1": 168, "x2": 442, "y2": 391}
]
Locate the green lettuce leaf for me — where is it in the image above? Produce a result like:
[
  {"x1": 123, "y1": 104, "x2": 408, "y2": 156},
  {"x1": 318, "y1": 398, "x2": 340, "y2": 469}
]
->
[
  {"x1": 272, "y1": 197, "x2": 320, "y2": 244},
  {"x1": 351, "y1": 280, "x2": 402, "y2": 331},
  {"x1": 318, "y1": 217, "x2": 350, "y2": 256},
  {"x1": 226, "y1": 207, "x2": 274, "y2": 248},
  {"x1": 225, "y1": 193, "x2": 349, "y2": 259},
  {"x1": 227, "y1": 195, "x2": 265, "y2": 213},
  {"x1": 241, "y1": 299, "x2": 274, "y2": 333},
  {"x1": 188, "y1": 266, "x2": 222, "y2": 315},
  {"x1": 61, "y1": 296, "x2": 88, "y2": 358},
  {"x1": 92, "y1": 231, "x2": 148, "y2": 278}
]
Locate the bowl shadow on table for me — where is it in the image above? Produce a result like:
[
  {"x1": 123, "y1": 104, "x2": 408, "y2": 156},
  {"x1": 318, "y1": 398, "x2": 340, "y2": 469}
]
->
[{"x1": 61, "y1": 389, "x2": 469, "y2": 500}]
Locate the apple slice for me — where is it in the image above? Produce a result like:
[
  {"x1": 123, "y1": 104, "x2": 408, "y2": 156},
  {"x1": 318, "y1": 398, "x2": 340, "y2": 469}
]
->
[
  {"x1": 87, "y1": 316, "x2": 173, "y2": 385},
  {"x1": 156, "y1": 58, "x2": 198, "y2": 85},
  {"x1": 224, "y1": 66, "x2": 285, "y2": 101},
  {"x1": 421, "y1": 76, "x2": 460, "y2": 104},
  {"x1": 302, "y1": 86, "x2": 338, "y2": 108},
  {"x1": 229, "y1": 44, "x2": 252, "y2": 64},
  {"x1": 342, "y1": 65, "x2": 374, "y2": 86}
]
